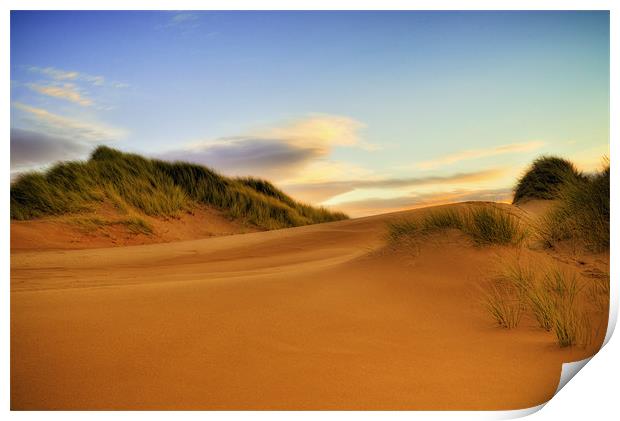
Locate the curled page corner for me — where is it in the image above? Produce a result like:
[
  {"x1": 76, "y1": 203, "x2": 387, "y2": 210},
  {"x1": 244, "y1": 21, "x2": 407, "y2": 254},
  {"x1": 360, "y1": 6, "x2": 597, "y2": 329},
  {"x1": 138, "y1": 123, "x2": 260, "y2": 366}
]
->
[
  {"x1": 494, "y1": 358, "x2": 595, "y2": 421},
  {"x1": 496, "y1": 403, "x2": 546, "y2": 419},
  {"x1": 554, "y1": 357, "x2": 593, "y2": 395}
]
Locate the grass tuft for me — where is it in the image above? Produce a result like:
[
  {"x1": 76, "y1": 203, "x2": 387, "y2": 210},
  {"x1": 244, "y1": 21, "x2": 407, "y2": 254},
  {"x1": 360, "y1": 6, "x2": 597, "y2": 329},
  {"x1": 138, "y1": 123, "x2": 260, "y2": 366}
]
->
[
  {"x1": 587, "y1": 273, "x2": 610, "y2": 313},
  {"x1": 480, "y1": 280, "x2": 524, "y2": 329},
  {"x1": 422, "y1": 208, "x2": 463, "y2": 231},
  {"x1": 119, "y1": 217, "x2": 154, "y2": 235},
  {"x1": 466, "y1": 207, "x2": 526, "y2": 246},
  {"x1": 481, "y1": 259, "x2": 595, "y2": 347},
  {"x1": 388, "y1": 205, "x2": 525, "y2": 246},
  {"x1": 68, "y1": 215, "x2": 154, "y2": 236}
]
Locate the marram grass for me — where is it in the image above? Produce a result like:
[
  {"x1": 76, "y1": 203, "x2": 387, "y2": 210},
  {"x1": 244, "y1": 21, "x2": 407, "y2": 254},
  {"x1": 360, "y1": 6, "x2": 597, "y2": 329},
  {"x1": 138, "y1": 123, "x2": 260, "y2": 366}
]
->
[
  {"x1": 387, "y1": 205, "x2": 526, "y2": 247},
  {"x1": 10, "y1": 146, "x2": 348, "y2": 230}
]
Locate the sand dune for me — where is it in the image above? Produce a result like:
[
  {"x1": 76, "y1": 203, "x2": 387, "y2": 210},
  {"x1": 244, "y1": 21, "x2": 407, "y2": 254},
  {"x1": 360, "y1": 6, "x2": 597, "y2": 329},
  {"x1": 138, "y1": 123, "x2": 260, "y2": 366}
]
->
[{"x1": 10, "y1": 203, "x2": 606, "y2": 410}]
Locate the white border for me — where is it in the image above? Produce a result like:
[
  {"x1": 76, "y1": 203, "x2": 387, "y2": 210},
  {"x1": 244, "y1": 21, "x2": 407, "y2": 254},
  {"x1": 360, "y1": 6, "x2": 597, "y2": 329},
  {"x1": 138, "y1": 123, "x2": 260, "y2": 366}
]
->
[{"x1": 2, "y1": 1, "x2": 617, "y2": 419}]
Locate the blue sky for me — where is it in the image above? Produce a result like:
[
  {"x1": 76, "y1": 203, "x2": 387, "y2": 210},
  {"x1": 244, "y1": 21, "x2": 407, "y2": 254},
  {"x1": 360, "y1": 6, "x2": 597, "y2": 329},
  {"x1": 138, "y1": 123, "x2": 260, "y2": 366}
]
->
[{"x1": 10, "y1": 11, "x2": 609, "y2": 216}]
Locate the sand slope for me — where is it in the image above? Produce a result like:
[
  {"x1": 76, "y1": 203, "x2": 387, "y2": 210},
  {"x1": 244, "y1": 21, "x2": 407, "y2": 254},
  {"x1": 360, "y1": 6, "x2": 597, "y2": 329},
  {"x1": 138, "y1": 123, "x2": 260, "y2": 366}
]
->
[
  {"x1": 10, "y1": 203, "x2": 606, "y2": 410},
  {"x1": 11, "y1": 203, "x2": 257, "y2": 251}
]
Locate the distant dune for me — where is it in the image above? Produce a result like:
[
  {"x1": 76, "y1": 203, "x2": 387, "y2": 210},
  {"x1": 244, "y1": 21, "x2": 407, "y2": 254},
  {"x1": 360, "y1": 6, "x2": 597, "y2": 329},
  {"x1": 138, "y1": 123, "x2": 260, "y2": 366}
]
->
[{"x1": 10, "y1": 146, "x2": 347, "y2": 249}]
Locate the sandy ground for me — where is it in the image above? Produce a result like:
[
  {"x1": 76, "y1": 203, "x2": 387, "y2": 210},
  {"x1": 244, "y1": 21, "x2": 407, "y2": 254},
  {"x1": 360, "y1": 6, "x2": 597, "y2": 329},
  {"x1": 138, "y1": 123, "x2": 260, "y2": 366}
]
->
[
  {"x1": 10, "y1": 202, "x2": 607, "y2": 410},
  {"x1": 11, "y1": 203, "x2": 257, "y2": 251}
]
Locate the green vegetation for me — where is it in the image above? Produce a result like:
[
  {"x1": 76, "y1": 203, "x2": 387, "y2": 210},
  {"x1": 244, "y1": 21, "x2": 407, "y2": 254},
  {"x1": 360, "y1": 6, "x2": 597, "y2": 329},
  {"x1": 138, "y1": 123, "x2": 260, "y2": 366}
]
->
[
  {"x1": 480, "y1": 281, "x2": 524, "y2": 329},
  {"x1": 421, "y1": 208, "x2": 463, "y2": 231},
  {"x1": 467, "y1": 207, "x2": 526, "y2": 245},
  {"x1": 513, "y1": 156, "x2": 585, "y2": 203},
  {"x1": 587, "y1": 273, "x2": 610, "y2": 313},
  {"x1": 509, "y1": 154, "x2": 609, "y2": 251},
  {"x1": 10, "y1": 146, "x2": 348, "y2": 230},
  {"x1": 481, "y1": 260, "x2": 596, "y2": 347},
  {"x1": 69, "y1": 216, "x2": 110, "y2": 234},
  {"x1": 385, "y1": 153, "x2": 609, "y2": 348},
  {"x1": 538, "y1": 162, "x2": 610, "y2": 251},
  {"x1": 69, "y1": 215, "x2": 154, "y2": 236},
  {"x1": 119, "y1": 217, "x2": 154, "y2": 235},
  {"x1": 388, "y1": 205, "x2": 525, "y2": 246}
]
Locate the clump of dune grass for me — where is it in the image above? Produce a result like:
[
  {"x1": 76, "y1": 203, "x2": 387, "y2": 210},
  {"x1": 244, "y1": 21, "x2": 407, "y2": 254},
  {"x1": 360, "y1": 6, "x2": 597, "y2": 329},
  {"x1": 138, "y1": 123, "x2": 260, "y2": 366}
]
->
[
  {"x1": 553, "y1": 305, "x2": 592, "y2": 347},
  {"x1": 481, "y1": 259, "x2": 595, "y2": 347},
  {"x1": 10, "y1": 146, "x2": 348, "y2": 230},
  {"x1": 480, "y1": 280, "x2": 525, "y2": 329},
  {"x1": 69, "y1": 215, "x2": 154, "y2": 236},
  {"x1": 498, "y1": 258, "x2": 536, "y2": 292},
  {"x1": 421, "y1": 208, "x2": 464, "y2": 231},
  {"x1": 513, "y1": 156, "x2": 585, "y2": 204},
  {"x1": 388, "y1": 205, "x2": 525, "y2": 247},
  {"x1": 387, "y1": 218, "x2": 419, "y2": 243},
  {"x1": 69, "y1": 216, "x2": 110, "y2": 234},
  {"x1": 538, "y1": 267, "x2": 591, "y2": 346},
  {"x1": 543, "y1": 267, "x2": 581, "y2": 299},
  {"x1": 119, "y1": 217, "x2": 154, "y2": 235},
  {"x1": 587, "y1": 272, "x2": 610, "y2": 313},
  {"x1": 526, "y1": 283, "x2": 556, "y2": 331},
  {"x1": 494, "y1": 259, "x2": 556, "y2": 332},
  {"x1": 466, "y1": 207, "x2": 526, "y2": 246},
  {"x1": 538, "y1": 161, "x2": 609, "y2": 252}
]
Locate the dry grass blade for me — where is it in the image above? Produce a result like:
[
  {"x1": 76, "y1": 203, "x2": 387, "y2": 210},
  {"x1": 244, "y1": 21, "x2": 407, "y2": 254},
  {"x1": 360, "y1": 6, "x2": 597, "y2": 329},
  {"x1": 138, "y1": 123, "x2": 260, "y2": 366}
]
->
[{"x1": 480, "y1": 281, "x2": 524, "y2": 329}]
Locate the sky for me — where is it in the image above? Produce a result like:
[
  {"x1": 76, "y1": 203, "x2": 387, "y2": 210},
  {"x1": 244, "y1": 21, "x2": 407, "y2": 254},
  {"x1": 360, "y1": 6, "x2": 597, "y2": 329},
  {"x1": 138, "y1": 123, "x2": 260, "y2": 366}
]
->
[{"x1": 10, "y1": 11, "x2": 609, "y2": 217}]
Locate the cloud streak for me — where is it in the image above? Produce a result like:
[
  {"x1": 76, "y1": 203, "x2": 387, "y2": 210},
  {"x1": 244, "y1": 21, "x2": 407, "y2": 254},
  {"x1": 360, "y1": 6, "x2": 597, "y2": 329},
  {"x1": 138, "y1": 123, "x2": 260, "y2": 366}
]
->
[
  {"x1": 12, "y1": 102, "x2": 126, "y2": 142},
  {"x1": 170, "y1": 13, "x2": 199, "y2": 25},
  {"x1": 282, "y1": 168, "x2": 505, "y2": 203},
  {"x1": 415, "y1": 141, "x2": 545, "y2": 170},
  {"x1": 328, "y1": 188, "x2": 514, "y2": 218},
  {"x1": 27, "y1": 83, "x2": 93, "y2": 106},
  {"x1": 27, "y1": 66, "x2": 127, "y2": 89},
  {"x1": 158, "y1": 12, "x2": 208, "y2": 34}
]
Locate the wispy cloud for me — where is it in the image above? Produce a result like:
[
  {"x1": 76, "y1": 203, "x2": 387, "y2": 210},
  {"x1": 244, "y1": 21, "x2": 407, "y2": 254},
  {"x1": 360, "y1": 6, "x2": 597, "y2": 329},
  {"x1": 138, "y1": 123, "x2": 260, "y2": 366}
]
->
[
  {"x1": 27, "y1": 83, "x2": 93, "y2": 106},
  {"x1": 160, "y1": 114, "x2": 372, "y2": 182},
  {"x1": 170, "y1": 13, "x2": 199, "y2": 25},
  {"x1": 284, "y1": 168, "x2": 505, "y2": 204},
  {"x1": 29, "y1": 66, "x2": 79, "y2": 81},
  {"x1": 159, "y1": 12, "x2": 207, "y2": 34},
  {"x1": 27, "y1": 66, "x2": 128, "y2": 89},
  {"x1": 12, "y1": 102, "x2": 126, "y2": 142},
  {"x1": 415, "y1": 141, "x2": 545, "y2": 170}
]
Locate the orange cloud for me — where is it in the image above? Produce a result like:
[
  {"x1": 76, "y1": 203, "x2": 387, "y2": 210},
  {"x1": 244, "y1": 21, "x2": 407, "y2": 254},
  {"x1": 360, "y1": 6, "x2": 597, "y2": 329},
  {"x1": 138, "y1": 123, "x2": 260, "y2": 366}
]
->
[
  {"x1": 27, "y1": 66, "x2": 126, "y2": 88},
  {"x1": 283, "y1": 168, "x2": 506, "y2": 205},
  {"x1": 328, "y1": 188, "x2": 514, "y2": 218},
  {"x1": 28, "y1": 83, "x2": 93, "y2": 106}
]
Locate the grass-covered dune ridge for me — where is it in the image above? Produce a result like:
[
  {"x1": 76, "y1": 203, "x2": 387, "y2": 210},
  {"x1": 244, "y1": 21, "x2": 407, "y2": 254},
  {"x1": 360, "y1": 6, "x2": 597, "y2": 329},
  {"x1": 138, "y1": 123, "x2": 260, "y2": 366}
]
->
[
  {"x1": 511, "y1": 154, "x2": 609, "y2": 251},
  {"x1": 10, "y1": 146, "x2": 348, "y2": 229},
  {"x1": 538, "y1": 161, "x2": 610, "y2": 251},
  {"x1": 512, "y1": 156, "x2": 585, "y2": 204},
  {"x1": 388, "y1": 204, "x2": 527, "y2": 247}
]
